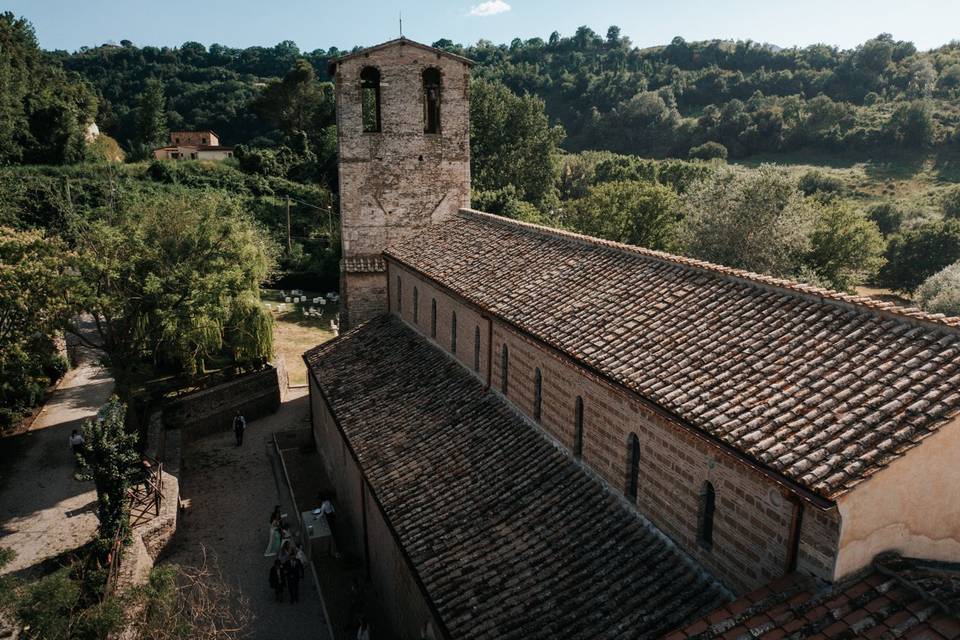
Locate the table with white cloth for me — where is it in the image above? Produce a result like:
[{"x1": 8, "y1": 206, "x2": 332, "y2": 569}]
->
[{"x1": 300, "y1": 508, "x2": 332, "y2": 558}]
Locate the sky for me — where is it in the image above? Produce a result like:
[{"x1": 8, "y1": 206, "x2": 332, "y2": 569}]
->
[{"x1": 8, "y1": 0, "x2": 960, "y2": 54}]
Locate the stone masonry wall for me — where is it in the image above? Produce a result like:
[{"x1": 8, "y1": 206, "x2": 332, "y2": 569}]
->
[
  {"x1": 335, "y1": 42, "x2": 471, "y2": 329},
  {"x1": 389, "y1": 260, "x2": 842, "y2": 595},
  {"x1": 341, "y1": 271, "x2": 388, "y2": 329},
  {"x1": 162, "y1": 366, "x2": 281, "y2": 444}
]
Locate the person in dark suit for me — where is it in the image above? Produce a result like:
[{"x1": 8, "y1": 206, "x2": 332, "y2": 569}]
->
[
  {"x1": 285, "y1": 554, "x2": 305, "y2": 603},
  {"x1": 269, "y1": 558, "x2": 285, "y2": 601},
  {"x1": 233, "y1": 411, "x2": 246, "y2": 446}
]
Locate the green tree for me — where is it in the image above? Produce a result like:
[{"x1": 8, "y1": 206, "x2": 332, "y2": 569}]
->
[
  {"x1": 0, "y1": 228, "x2": 80, "y2": 423},
  {"x1": 878, "y1": 219, "x2": 960, "y2": 292},
  {"x1": 916, "y1": 262, "x2": 960, "y2": 317},
  {"x1": 886, "y1": 100, "x2": 935, "y2": 147},
  {"x1": 0, "y1": 228, "x2": 79, "y2": 363},
  {"x1": 867, "y1": 202, "x2": 905, "y2": 235},
  {"x1": 252, "y1": 59, "x2": 334, "y2": 139},
  {"x1": 74, "y1": 188, "x2": 276, "y2": 379},
  {"x1": 79, "y1": 399, "x2": 141, "y2": 540},
  {"x1": 566, "y1": 180, "x2": 679, "y2": 249},
  {"x1": 136, "y1": 79, "x2": 168, "y2": 147},
  {"x1": 0, "y1": 13, "x2": 97, "y2": 165},
  {"x1": 677, "y1": 165, "x2": 816, "y2": 277},
  {"x1": 470, "y1": 78, "x2": 565, "y2": 210},
  {"x1": 806, "y1": 201, "x2": 885, "y2": 291}
]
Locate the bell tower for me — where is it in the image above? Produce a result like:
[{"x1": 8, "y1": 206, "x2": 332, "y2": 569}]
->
[{"x1": 330, "y1": 38, "x2": 473, "y2": 329}]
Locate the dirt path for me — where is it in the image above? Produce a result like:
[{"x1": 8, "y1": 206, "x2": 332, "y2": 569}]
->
[
  {"x1": 162, "y1": 390, "x2": 332, "y2": 640},
  {"x1": 0, "y1": 319, "x2": 114, "y2": 576}
]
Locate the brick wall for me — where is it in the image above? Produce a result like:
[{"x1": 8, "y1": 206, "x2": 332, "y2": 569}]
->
[
  {"x1": 391, "y1": 263, "x2": 490, "y2": 383},
  {"x1": 388, "y1": 258, "x2": 842, "y2": 595}
]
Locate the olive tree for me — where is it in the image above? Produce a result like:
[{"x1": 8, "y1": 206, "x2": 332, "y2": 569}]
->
[
  {"x1": 916, "y1": 262, "x2": 960, "y2": 317},
  {"x1": 676, "y1": 165, "x2": 816, "y2": 277}
]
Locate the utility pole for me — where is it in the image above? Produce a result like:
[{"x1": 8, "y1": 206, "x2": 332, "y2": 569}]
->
[{"x1": 286, "y1": 196, "x2": 292, "y2": 253}]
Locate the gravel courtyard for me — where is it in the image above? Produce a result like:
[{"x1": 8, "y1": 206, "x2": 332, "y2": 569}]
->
[{"x1": 161, "y1": 389, "x2": 332, "y2": 640}]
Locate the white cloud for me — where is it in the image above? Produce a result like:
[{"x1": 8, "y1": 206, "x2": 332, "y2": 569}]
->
[{"x1": 469, "y1": 0, "x2": 511, "y2": 17}]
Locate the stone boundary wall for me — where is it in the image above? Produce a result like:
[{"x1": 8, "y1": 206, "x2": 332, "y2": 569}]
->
[{"x1": 162, "y1": 365, "x2": 282, "y2": 444}]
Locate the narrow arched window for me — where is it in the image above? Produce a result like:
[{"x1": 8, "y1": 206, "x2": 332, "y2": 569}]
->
[
  {"x1": 698, "y1": 481, "x2": 716, "y2": 549},
  {"x1": 360, "y1": 67, "x2": 381, "y2": 133},
  {"x1": 500, "y1": 344, "x2": 509, "y2": 394},
  {"x1": 573, "y1": 396, "x2": 584, "y2": 459},
  {"x1": 431, "y1": 299, "x2": 437, "y2": 337},
  {"x1": 422, "y1": 68, "x2": 441, "y2": 134},
  {"x1": 450, "y1": 312, "x2": 457, "y2": 353},
  {"x1": 396, "y1": 276, "x2": 402, "y2": 312},
  {"x1": 413, "y1": 287, "x2": 419, "y2": 323},
  {"x1": 473, "y1": 326, "x2": 481, "y2": 372},
  {"x1": 533, "y1": 368, "x2": 542, "y2": 422},
  {"x1": 625, "y1": 433, "x2": 640, "y2": 502}
]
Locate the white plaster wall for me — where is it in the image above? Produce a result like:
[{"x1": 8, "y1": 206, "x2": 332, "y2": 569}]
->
[{"x1": 835, "y1": 415, "x2": 960, "y2": 578}]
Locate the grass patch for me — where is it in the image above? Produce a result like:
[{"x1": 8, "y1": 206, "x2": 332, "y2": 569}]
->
[{"x1": 261, "y1": 289, "x2": 337, "y2": 386}]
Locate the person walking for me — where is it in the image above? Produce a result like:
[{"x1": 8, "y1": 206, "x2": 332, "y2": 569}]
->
[
  {"x1": 269, "y1": 558, "x2": 286, "y2": 602},
  {"x1": 285, "y1": 554, "x2": 305, "y2": 603},
  {"x1": 69, "y1": 430, "x2": 85, "y2": 458},
  {"x1": 233, "y1": 411, "x2": 246, "y2": 446}
]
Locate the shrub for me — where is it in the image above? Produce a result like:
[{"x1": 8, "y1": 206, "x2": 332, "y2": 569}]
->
[
  {"x1": 43, "y1": 353, "x2": 70, "y2": 382},
  {"x1": 916, "y1": 262, "x2": 960, "y2": 317},
  {"x1": 798, "y1": 170, "x2": 845, "y2": 197},
  {"x1": 0, "y1": 408, "x2": 18, "y2": 430},
  {"x1": 867, "y1": 202, "x2": 905, "y2": 235},
  {"x1": 878, "y1": 219, "x2": 960, "y2": 291},
  {"x1": 941, "y1": 186, "x2": 960, "y2": 219},
  {"x1": 688, "y1": 141, "x2": 728, "y2": 161},
  {"x1": 146, "y1": 160, "x2": 177, "y2": 183},
  {"x1": 86, "y1": 134, "x2": 125, "y2": 163},
  {"x1": 79, "y1": 400, "x2": 142, "y2": 541},
  {"x1": 16, "y1": 568, "x2": 81, "y2": 639}
]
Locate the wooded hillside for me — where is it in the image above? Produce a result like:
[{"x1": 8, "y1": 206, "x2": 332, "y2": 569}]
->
[{"x1": 53, "y1": 28, "x2": 960, "y2": 160}]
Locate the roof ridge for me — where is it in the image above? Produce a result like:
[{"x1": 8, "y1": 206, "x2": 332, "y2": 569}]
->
[
  {"x1": 329, "y1": 37, "x2": 474, "y2": 67},
  {"x1": 457, "y1": 208, "x2": 960, "y2": 334}
]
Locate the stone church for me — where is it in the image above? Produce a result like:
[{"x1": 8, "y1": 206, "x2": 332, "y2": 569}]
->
[{"x1": 306, "y1": 38, "x2": 960, "y2": 639}]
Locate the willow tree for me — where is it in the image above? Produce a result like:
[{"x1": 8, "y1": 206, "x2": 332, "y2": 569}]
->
[{"x1": 74, "y1": 187, "x2": 276, "y2": 381}]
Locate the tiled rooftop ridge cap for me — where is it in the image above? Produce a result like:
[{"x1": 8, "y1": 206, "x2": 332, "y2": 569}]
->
[
  {"x1": 457, "y1": 208, "x2": 960, "y2": 335},
  {"x1": 329, "y1": 36, "x2": 475, "y2": 67}
]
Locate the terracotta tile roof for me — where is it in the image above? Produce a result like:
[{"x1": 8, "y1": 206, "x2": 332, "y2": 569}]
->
[
  {"x1": 663, "y1": 555, "x2": 960, "y2": 639},
  {"x1": 384, "y1": 210, "x2": 960, "y2": 499},
  {"x1": 329, "y1": 36, "x2": 474, "y2": 68},
  {"x1": 341, "y1": 255, "x2": 386, "y2": 273},
  {"x1": 305, "y1": 316, "x2": 730, "y2": 640}
]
